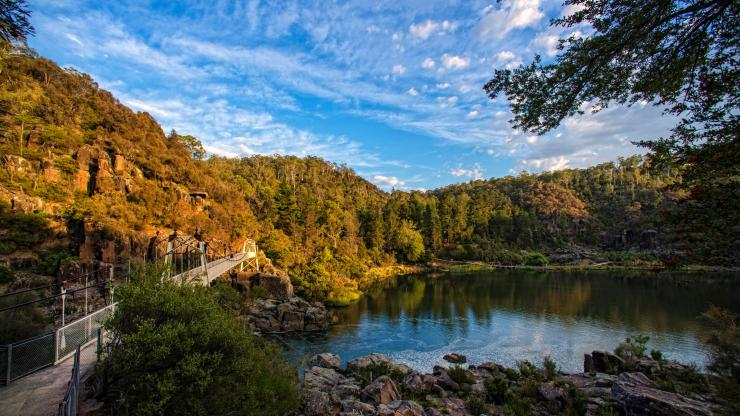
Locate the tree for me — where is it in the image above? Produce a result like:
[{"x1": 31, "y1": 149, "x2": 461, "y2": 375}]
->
[
  {"x1": 394, "y1": 220, "x2": 425, "y2": 262},
  {"x1": 168, "y1": 129, "x2": 206, "y2": 160},
  {"x1": 99, "y1": 263, "x2": 299, "y2": 415},
  {"x1": 0, "y1": 0, "x2": 33, "y2": 45},
  {"x1": 485, "y1": 0, "x2": 739, "y2": 264}
]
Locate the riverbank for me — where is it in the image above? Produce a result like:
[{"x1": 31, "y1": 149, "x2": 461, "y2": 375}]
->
[
  {"x1": 429, "y1": 258, "x2": 740, "y2": 274},
  {"x1": 298, "y1": 348, "x2": 721, "y2": 415}
]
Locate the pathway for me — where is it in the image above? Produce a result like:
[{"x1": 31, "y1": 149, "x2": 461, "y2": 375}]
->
[{"x1": 0, "y1": 343, "x2": 98, "y2": 415}]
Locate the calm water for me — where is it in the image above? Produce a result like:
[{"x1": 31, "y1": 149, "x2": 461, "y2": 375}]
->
[{"x1": 273, "y1": 270, "x2": 740, "y2": 373}]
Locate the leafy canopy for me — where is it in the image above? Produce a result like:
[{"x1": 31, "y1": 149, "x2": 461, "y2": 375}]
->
[{"x1": 100, "y1": 262, "x2": 299, "y2": 416}]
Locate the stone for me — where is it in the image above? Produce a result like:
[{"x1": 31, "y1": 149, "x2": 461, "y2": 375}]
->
[
  {"x1": 347, "y1": 353, "x2": 412, "y2": 377},
  {"x1": 113, "y1": 153, "x2": 126, "y2": 173},
  {"x1": 303, "y1": 366, "x2": 347, "y2": 391},
  {"x1": 424, "y1": 408, "x2": 443, "y2": 416},
  {"x1": 612, "y1": 372, "x2": 712, "y2": 416},
  {"x1": 378, "y1": 400, "x2": 425, "y2": 416},
  {"x1": 309, "y1": 353, "x2": 342, "y2": 370},
  {"x1": 41, "y1": 159, "x2": 60, "y2": 182},
  {"x1": 247, "y1": 296, "x2": 330, "y2": 333},
  {"x1": 3, "y1": 154, "x2": 33, "y2": 174},
  {"x1": 341, "y1": 400, "x2": 376, "y2": 415},
  {"x1": 361, "y1": 375, "x2": 401, "y2": 405},
  {"x1": 249, "y1": 273, "x2": 294, "y2": 300},
  {"x1": 302, "y1": 389, "x2": 341, "y2": 416},
  {"x1": 640, "y1": 229, "x2": 658, "y2": 250},
  {"x1": 436, "y1": 398, "x2": 467, "y2": 416},
  {"x1": 590, "y1": 351, "x2": 624, "y2": 374},
  {"x1": 74, "y1": 169, "x2": 90, "y2": 193},
  {"x1": 584, "y1": 353, "x2": 594, "y2": 373},
  {"x1": 539, "y1": 381, "x2": 565, "y2": 401},
  {"x1": 402, "y1": 371, "x2": 437, "y2": 395},
  {"x1": 432, "y1": 366, "x2": 459, "y2": 391},
  {"x1": 443, "y1": 353, "x2": 467, "y2": 364}
]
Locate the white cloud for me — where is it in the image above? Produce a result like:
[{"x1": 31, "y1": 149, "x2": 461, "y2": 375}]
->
[
  {"x1": 519, "y1": 156, "x2": 570, "y2": 171},
  {"x1": 441, "y1": 54, "x2": 469, "y2": 70},
  {"x1": 407, "y1": 87, "x2": 419, "y2": 96},
  {"x1": 392, "y1": 64, "x2": 407, "y2": 75},
  {"x1": 467, "y1": 110, "x2": 479, "y2": 118},
  {"x1": 373, "y1": 175, "x2": 405, "y2": 188},
  {"x1": 533, "y1": 32, "x2": 560, "y2": 56},
  {"x1": 436, "y1": 82, "x2": 450, "y2": 89},
  {"x1": 479, "y1": 0, "x2": 544, "y2": 39},
  {"x1": 421, "y1": 58, "x2": 436, "y2": 69},
  {"x1": 450, "y1": 163, "x2": 484, "y2": 180},
  {"x1": 496, "y1": 50, "x2": 516, "y2": 62},
  {"x1": 409, "y1": 20, "x2": 438, "y2": 40}
]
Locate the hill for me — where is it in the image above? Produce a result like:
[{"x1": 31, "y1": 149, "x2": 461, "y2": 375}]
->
[{"x1": 0, "y1": 47, "x2": 719, "y2": 304}]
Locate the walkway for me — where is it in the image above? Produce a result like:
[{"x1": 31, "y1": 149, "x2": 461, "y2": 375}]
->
[
  {"x1": 0, "y1": 343, "x2": 98, "y2": 416},
  {"x1": 171, "y1": 249, "x2": 256, "y2": 285}
]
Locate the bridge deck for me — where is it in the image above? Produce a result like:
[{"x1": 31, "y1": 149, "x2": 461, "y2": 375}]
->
[{"x1": 170, "y1": 250, "x2": 256, "y2": 285}]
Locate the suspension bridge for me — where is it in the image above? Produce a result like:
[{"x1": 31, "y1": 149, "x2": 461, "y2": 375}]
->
[{"x1": 0, "y1": 233, "x2": 260, "y2": 415}]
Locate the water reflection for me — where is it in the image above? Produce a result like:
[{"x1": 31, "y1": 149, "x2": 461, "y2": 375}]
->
[{"x1": 274, "y1": 270, "x2": 740, "y2": 373}]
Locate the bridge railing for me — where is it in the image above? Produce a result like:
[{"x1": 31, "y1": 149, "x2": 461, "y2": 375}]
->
[
  {"x1": 56, "y1": 303, "x2": 116, "y2": 363},
  {"x1": 58, "y1": 346, "x2": 81, "y2": 416}
]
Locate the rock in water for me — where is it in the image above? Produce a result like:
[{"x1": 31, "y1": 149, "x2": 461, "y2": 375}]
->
[
  {"x1": 361, "y1": 375, "x2": 401, "y2": 405},
  {"x1": 612, "y1": 372, "x2": 713, "y2": 416},
  {"x1": 346, "y1": 353, "x2": 412, "y2": 376},
  {"x1": 443, "y1": 353, "x2": 467, "y2": 364}
]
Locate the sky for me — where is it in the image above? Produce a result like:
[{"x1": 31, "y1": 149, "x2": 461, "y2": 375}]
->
[{"x1": 29, "y1": 0, "x2": 675, "y2": 191}]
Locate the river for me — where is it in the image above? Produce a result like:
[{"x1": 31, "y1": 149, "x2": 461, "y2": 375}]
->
[{"x1": 273, "y1": 269, "x2": 740, "y2": 373}]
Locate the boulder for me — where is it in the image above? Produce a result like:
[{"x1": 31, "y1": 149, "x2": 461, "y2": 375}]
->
[
  {"x1": 589, "y1": 351, "x2": 624, "y2": 374},
  {"x1": 249, "y1": 272, "x2": 294, "y2": 300},
  {"x1": 612, "y1": 372, "x2": 712, "y2": 416},
  {"x1": 361, "y1": 376, "x2": 401, "y2": 405},
  {"x1": 432, "y1": 366, "x2": 459, "y2": 391},
  {"x1": 436, "y1": 398, "x2": 467, "y2": 416},
  {"x1": 539, "y1": 381, "x2": 565, "y2": 401},
  {"x1": 308, "y1": 353, "x2": 342, "y2": 370},
  {"x1": 302, "y1": 389, "x2": 340, "y2": 416},
  {"x1": 303, "y1": 366, "x2": 347, "y2": 391},
  {"x1": 443, "y1": 353, "x2": 467, "y2": 364},
  {"x1": 378, "y1": 400, "x2": 425, "y2": 416},
  {"x1": 341, "y1": 400, "x2": 376, "y2": 415},
  {"x1": 402, "y1": 371, "x2": 437, "y2": 395},
  {"x1": 247, "y1": 296, "x2": 330, "y2": 333},
  {"x1": 3, "y1": 154, "x2": 33, "y2": 174},
  {"x1": 41, "y1": 159, "x2": 60, "y2": 182},
  {"x1": 347, "y1": 353, "x2": 412, "y2": 377}
]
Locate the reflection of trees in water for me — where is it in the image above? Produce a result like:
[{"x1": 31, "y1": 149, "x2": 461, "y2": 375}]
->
[{"x1": 334, "y1": 270, "x2": 740, "y2": 336}]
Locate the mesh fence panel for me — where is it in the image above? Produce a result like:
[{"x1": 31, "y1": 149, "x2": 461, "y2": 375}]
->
[
  {"x1": 0, "y1": 345, "x2": 7, "y2": 385},
  {"x1": 7, "y1": 333, "x2": 55, "y2": 382},
  {"x1": 56, "y1": 304, "x2": 115, "y2": 363}
]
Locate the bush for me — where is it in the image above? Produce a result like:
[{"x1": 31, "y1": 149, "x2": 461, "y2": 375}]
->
[
  {"x1": 98, "y1": 262, "x2": 299, "y2": 415},
  {"x1": 614, "y1": 335, "x2": 650, "y2": 370},
  {"x1": 466, "y1": 395, "x2": 487, "y2": 415},
  {"x1": 35, "y1": 245, "x2": 75, "y2": 275},
  {"x1": 701, "y1": 306, "x2": 740, "y2": 413},
  {"x1": 524, "y1": 251, "x2": 549, "y2": 267},
  {"x1": 0, "y1": 293, "x2": 48, "y2": 343},
  {"x1": 448, "y1": 364, "x2": 476, "y2": 385},
  {"x1": 484, "y1": 374, "x2": 512, "y2": 404},
  {"x1": 543, "y1": 355, "x2": 558, "y2": 380},
  {"x1": 353, "y1": 362, "x2": 406, "y2": 388},
  {"x1": 0, "y1": 265, "x2": 14, "y2": 284}
]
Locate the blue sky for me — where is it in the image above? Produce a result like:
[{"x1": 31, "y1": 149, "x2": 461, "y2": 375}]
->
[{"x1": 30, "y1": 0, "x2": 675, "y2": 190}]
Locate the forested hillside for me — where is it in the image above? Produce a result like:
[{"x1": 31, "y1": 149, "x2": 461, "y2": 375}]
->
[{"x1": 0, "y1": 46, "x2": 724, "y2": 303}]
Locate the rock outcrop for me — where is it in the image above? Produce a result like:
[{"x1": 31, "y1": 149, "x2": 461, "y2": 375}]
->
[
  {"x1": 247, "y1": 296, "x2": 331, "y2": 332},
  {"x1": 298, "y1": 352, "x2": 718, "y2": 416}
]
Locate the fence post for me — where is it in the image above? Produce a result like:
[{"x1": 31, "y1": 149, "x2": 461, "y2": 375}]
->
[
  {"x1": 96, "y1": 327, "x2": 102, "y2": 362},
  {"x1": 6, "y1": 343, "x2": 11, "y2": 385}
]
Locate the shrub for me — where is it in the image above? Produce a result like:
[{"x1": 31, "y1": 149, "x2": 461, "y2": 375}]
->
[
  {"x1": 448, "y1": 364, "x2": 475, "y2": 385},
  {"x1": 614, "y1": 335, "x2": 650, "y2": 370},
  {"x1": 35, "y1": 245, "x2": 75, "y2": 275},
  {"x1": 0, "y1": 293, "x2": 48, "y2": 343},
  {"x1": 700, "y1": 306, "x2": 740, "y2": 413},
  {"x1": 0, "y1": 265, "x2": 14, "y2": 284},
  {"x1": 524, "y1": 251, "x2": 549, "y2": 267},
  {"x1": 543, "y1": 355, "x2": 558, "y2": 380},
  {"x1": 466, "y1": 395, "x2": 487, "y2": 415},
  {"x1": 484, "y1": 374, "x2": 512, "y2": 404},
  {"x1": 98, "y1": 262, "x2": 299, "y2": 416},
  {"x1": 354, "y1": 362, "x2": 406, "y2": 387}
]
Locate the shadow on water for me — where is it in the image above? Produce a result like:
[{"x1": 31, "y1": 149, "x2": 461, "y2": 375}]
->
[{"x1": 274, "y1": 269, "x2": 740, "y2": 373}]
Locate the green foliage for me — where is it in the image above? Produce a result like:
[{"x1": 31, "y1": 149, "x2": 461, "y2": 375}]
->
[
  {"x1": 99, "y1": 262, "x2": 299, "y2": 415},
  {"x1": 168, "y1": 130, "x2": 206, "y2": 160},
  {"x1": 543, "y1": 355, "x2": 558, "y2": 380},
  {"x1": 35, "y1": 244, "x2": 75, "y2": 275},
  {"x1": 0, "y1": 202, "x2": 53, "y2": 255},
  {"x1": 353, "y1": 362, "x2": 405, "y2": 388},
  {"x1": 0, "y1": 265, "x2": 13, "y2": 284},
  {"x1": 615, "y1": 335, "x2": 650, "y2": 369},
  {"x1": 466, "y1": 395, "x2": 487, "y2": 415},
  {"x1": 485, "y1": 0, "x2": 739, "y2": 265},
  {"x1": 0, "y1": 292, "x2": 47, "y2": 344},
  {"x1": 448, "y1": 364, "x2": 476, "y2": 385},
  {"x1": 525, "y1": 252, "x2": 549, "y2": 267},
  {"x1": 484, "y1": 374, "x2": 512, "y2": 404},
  {"x1": 0, "y1": 0, "x2": 34, "y2": 45},
  {"x1": 394, "y1": 220, "x2": 425, "y2": 262},
  {"x1": 701, "y1": 306, "x2": 740, "y2": 413}
]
